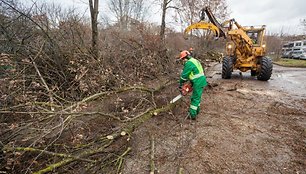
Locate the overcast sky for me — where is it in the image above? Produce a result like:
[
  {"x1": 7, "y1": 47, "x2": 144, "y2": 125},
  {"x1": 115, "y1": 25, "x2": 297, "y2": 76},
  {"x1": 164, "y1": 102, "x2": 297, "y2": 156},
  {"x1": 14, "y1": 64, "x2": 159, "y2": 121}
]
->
[
  {"x1": 19, "y1": 0, "x2": 306, "y2": 35},
  {"x1": 227, "y1": 0, "x2": 306, "y2": 35}
]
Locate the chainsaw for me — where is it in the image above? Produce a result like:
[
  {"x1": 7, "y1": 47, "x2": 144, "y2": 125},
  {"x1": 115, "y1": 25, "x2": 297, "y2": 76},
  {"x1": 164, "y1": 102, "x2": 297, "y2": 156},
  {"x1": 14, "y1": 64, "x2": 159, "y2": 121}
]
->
[{"x1": 170, "y1": 83, "x2": 193, "y2": 103}]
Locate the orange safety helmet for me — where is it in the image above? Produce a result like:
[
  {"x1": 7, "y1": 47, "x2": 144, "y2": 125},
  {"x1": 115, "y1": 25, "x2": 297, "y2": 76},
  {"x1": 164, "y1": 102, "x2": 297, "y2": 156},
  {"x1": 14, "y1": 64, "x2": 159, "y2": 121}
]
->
[
  {"x1": 179, "y1": 50, "x2": 190, "y2": 59},
  {"x1": 189, "y1": 47, "x2": 193, "y2": 51},
  {"x1": 180, "y1": 50, "x2": 190, "y2": 59}
]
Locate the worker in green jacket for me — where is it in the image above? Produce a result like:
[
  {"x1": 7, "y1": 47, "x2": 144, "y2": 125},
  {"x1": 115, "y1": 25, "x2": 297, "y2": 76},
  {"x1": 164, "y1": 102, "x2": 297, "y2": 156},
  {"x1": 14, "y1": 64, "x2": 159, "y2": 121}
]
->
[{"x1": 178, "y1": 50, "x2": 207, "y2": 120}]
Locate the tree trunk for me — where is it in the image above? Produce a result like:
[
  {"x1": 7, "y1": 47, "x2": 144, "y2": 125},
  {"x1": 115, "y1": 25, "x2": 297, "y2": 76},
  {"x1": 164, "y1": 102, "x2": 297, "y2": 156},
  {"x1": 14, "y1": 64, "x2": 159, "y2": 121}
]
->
[
  {"x1": 160, "y1": 0, "x2": 168, "y2": 41},
  {"x1": 89, "y1": 0, "x2": 99, "y2": 59}
]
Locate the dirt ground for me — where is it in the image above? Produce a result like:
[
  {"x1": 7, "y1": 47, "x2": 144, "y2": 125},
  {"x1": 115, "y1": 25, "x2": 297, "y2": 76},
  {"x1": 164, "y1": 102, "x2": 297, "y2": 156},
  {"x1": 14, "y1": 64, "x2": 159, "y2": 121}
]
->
[
  {"x1": 1, "y1": 64, "x2": 305, "y2": 174},
  {"x1": 122, "y1": 64, "x2": 306, "y2": 174}
]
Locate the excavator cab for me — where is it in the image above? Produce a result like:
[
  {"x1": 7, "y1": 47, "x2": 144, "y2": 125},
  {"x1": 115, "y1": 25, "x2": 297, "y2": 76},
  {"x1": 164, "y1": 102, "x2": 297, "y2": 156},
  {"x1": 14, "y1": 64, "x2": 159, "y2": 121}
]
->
[
  {"x1": 183, "y1": 7, "x2": 272, "y2": 81},
  {"x1": 247, "y1": 31, "x2": 259, "y2": 44},
  {"x1": 245, "y1": 27, "x2": 266, "y2": 46}
]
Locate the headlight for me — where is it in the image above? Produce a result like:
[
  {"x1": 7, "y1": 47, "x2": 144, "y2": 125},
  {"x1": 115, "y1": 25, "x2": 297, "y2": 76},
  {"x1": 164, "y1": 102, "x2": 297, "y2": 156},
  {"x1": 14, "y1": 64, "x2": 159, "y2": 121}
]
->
[
  {"x1": 227, "y1": 45, "x2": 232, "y2": 49},
  {"x1": 262, "y1": 44, "x2": 266, "y2": 48}
]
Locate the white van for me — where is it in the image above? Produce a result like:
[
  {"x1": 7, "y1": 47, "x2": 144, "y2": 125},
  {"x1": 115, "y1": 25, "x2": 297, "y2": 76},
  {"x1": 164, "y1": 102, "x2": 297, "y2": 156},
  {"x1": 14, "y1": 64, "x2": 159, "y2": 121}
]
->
[
  {"x1": 281, "y1": 40, "x2": 306, "y2": 59},
  {"x1": 281, "y1": 42, "x2": 294, "y2": 58},
  {"x1": 291, "y1": 50, "x2": 306, "y2": 59}
]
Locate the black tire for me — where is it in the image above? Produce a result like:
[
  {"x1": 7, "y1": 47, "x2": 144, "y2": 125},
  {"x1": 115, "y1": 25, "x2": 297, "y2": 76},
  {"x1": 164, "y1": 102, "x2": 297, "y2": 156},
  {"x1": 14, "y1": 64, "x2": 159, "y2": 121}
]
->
[
  {"x1": 222, "y1": 57, "x2": 233, "y2": 79},
  {"x1": 251, "y1": 70, "x2": 257, "y2": 76},
  {"x1": 257, "y1": 57, "x2": 273, "y2": 81}
]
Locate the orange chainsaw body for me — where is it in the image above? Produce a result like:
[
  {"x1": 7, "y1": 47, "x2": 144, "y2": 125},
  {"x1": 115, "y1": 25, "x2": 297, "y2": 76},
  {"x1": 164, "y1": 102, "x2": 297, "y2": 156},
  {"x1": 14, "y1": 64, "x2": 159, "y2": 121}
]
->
[{"x1": 181, "y1": 83, "x2": 193, "y2": 96}]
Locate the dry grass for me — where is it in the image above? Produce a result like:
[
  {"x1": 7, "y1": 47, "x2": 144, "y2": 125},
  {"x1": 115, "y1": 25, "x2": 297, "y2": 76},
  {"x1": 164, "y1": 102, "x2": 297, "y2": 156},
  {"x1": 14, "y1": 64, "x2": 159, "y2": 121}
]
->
[{"x1": 274, "y1": 58, "x2": 306, "y2": 67}]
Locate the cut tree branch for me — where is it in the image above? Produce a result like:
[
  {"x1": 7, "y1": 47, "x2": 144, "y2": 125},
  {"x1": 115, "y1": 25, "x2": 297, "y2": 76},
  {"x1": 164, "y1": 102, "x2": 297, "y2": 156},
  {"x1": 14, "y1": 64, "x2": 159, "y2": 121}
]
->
[
  {"x1": 29, "y1": 42, "x2": 55, "y2": 111},
  {"x1": 4, "y1": 146, "x2": 95, "y2": 163}
]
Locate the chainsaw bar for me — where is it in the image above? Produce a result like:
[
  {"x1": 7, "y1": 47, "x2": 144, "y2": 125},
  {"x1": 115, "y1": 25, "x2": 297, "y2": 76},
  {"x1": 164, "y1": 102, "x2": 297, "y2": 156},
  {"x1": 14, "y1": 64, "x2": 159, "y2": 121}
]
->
[{"x1": 170, "y1": 94, "x2": 183, "y2": 103}]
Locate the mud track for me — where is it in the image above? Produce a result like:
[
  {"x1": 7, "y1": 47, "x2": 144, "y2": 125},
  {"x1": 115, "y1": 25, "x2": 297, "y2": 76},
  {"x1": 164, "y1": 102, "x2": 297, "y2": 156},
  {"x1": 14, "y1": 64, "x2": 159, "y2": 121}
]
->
[{"x1": 123, "y1": 64, "x2": 306, "y2": 173}]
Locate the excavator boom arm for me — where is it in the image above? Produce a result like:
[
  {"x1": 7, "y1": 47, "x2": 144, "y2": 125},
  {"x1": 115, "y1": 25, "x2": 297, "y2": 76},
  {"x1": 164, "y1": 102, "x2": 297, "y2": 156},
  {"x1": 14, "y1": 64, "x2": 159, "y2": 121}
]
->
[{"x1": 203, "y1": 7, "x2": 226, "y2": 38}]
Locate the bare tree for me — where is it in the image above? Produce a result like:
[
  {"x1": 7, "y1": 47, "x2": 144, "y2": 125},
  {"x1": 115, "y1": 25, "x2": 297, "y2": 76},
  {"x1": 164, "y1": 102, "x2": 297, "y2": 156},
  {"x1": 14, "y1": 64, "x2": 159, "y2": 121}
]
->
[
  {"x1": 131, "y1": 0, "x2": 146, "y2": 20},
  {"x1": 301, "y1": 19, "x2": 306, "y2": 34},
  {"x1": 89, "y1": 0, "x2": 99, "y2": 59},
  {"x1": 108, "y1": 0, "x2": 147, "y2": 31},
  {"x1": 160, "y1": 0, "x2": 168, "y2": 41},
  {"x1": 266, "y1": 34, "x2": 283, "y2": 56},
  {"x1": 176, "y1": 0, "x2": 197, "y2": 26},
  {"x1": 160, "y1": 0, "x2": 178, "y2": 41},
  {"x1": 176, "y1": 0, "x2": 228, "y2": 28},
  {"x1": 173, "y1": 0, "x2": 228, "y2": 49}
]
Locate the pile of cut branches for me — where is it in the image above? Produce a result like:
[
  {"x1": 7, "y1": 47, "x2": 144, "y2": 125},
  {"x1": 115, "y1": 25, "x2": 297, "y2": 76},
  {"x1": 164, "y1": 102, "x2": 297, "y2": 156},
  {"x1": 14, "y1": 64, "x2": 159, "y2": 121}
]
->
[{"x1": 0, "y1": 80, "x2": 179, "y2": 173}]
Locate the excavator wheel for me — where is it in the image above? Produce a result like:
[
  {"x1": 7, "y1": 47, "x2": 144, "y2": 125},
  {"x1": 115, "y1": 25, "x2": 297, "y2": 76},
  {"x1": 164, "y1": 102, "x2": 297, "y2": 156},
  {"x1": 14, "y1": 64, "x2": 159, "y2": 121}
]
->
[
  {"x1": 222, "y1": 57, "x2": 233, "y2": 79},
  {"x1": 257, "y1": 57, "x2": 273, "y2": 81}
]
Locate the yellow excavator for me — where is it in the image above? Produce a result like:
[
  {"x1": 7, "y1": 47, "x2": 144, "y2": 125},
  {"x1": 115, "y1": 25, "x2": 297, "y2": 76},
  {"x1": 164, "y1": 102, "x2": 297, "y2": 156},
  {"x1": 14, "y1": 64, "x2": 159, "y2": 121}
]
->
[{"x1": 184, "y1": 7, "x2": 272, "y2": 81}]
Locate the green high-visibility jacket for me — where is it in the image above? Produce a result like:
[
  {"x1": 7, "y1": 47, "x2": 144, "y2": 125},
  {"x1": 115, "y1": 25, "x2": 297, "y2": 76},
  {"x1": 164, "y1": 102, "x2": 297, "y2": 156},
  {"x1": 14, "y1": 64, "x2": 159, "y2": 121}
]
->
[{"x1": 179, "y1": 57, "x2": 207, "y2": 87}]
